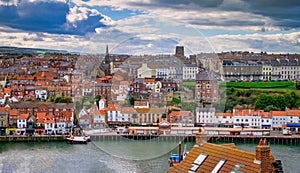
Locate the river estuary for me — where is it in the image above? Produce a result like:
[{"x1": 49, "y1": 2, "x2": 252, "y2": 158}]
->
[{"x1": 0, "y1": 139, "x2": 299, "y2": 173}]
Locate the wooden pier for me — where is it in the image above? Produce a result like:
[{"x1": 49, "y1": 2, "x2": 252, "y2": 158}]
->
[{"x1": 90, "y1": 134, "x2": 195, "y2": 142}]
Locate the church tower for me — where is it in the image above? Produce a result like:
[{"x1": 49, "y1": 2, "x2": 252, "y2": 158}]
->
[{"x1": 101, "y1": 44, "x2": 111, "y2": 76}]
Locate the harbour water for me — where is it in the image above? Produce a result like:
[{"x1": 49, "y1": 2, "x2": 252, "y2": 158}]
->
[{"x1": 0, "y1": 139, "x2": 299, "y2": 173}]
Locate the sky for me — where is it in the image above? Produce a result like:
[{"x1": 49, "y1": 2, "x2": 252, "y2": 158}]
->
[{"x1": 0, "y1": 0, "x2": 299, "y2": 55}]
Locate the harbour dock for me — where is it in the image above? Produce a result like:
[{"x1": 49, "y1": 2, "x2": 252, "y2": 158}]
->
[
  {"x1": 0, "y1": 134, "x2": 300, "y2": 145},
  {"x1": 0, "y1": 135, "x2": 66, "y2": 142}
]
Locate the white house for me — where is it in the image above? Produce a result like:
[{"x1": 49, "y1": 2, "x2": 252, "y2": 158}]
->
[
  {"x1": 271, "y1": 111, "x2": 288, "y2": 130},
  {"x1": 106, "y1": 104, "x2": 121, "y2": 125},
  {"x1": 35, "y1": 90, "x2": 47, "y2": 101},
  {"x1": 215, "y1": 112, "x2": 233, "y2": 127},
  {"x1": 116, "y1": 81, "x2": 129, "y2": 102},
  {"x1": 98, "y1": 98, "x2": 106, "y2": 110},
  {"x1": 156, "y1": 68, "x2": 169, "y2": 79},
  {"x1": 287, "y1": 110, "x2": 300, "y2": 124},
  {"x1": 182, "y1": 64, "x2": 198, "y2": 80},
  {"x1": 92, "y1": 110, "x2": 106, "y2": 128},
  {"x1": 56, "y1": 117, "x2": 67, "y2": 134},
  {"x1": 195, "y1": 107, "x2": 216, "y2": 126},
  {"x1": 78, "y1": 108, "x2": 88, "y2": 119},
  {"x1": 261, "y1": 112, "x2": 273, "y2": 129},
  {"x1": 137, "y1": 63, "x2": 153, "y2": 78},
  {"x1": 17, "y1": 113, "x2": 28, "y2": 129},
  {"x1": 44, "y1": 114, "x2": 55, "y2": 135},
  {"x1": 233, "y1": 109, "x2": 261, "y2": 128}
]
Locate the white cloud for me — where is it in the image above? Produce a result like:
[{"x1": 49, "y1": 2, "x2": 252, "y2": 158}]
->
[{"x1": 67, "y1": 6, "x2": 99, "y2": 23}]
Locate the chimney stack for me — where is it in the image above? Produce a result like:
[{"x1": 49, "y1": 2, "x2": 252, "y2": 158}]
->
[
  {"x1": 195, "y1": 132, "x2": 201, "y2": 145},
  {"x1": 256, "y1": 139, "x2": 271, "y2": 173}
]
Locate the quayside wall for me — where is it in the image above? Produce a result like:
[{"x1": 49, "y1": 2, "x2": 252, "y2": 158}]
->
[
  {"x1": 0, "y1": 135, "x2": 66, "y2": 142},
  {"x1": 1, "y1": 134, "x2": 300, "y2": 145}
]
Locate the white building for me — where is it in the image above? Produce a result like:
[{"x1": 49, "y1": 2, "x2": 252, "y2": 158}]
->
[
  {"x1": 183, "y1": 64, "x2": 198, "y2": 80},
  {"x1": 287, "y1": 110, "x2": 300, "y2": 124},
  {"x1": 261, "y1": 112, "x2": 273, "y2": 129},
  {"x1": 44, "y1": 114, "x2": 55, "y2": 135},
  {"x1": 156, "y1": 68, "x2": 169, "y2": 79},
  {"x1": 195, "y1": 107, "x2": 216, "y2": 126},
  {"x1": 56, "y1": 117, "x2": 67, "y2": 134},
  {"x1": 271, "y1": 111, "x2": 288, "y2": 130},
  {"x1": 17, "y1": 113, "x2": 28, "y2": 129},
  {"x1": 233, "y1": 109, "x2": 261, "y2": 128},
  {"x1": 137, "y1": 63, "x2": 153, "y2": 78},
  {"x1": 106, "y1": 104, "x2": 121, "y2": 125},
  {"x1": 35, "y1": 90, "x2": 47, "y2": 101},
  {"x1": 215, "y1": 112, "x2": 233, "y2": 127}
]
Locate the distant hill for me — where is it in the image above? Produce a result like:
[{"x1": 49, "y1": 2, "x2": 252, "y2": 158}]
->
[{"x1": 0, "y1": 46, "x2": 69, "y2": 54}]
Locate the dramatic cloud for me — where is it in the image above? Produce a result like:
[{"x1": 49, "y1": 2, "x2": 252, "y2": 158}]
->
[
  {"x1": 0, "y1": 0, "x2": 299, "y2": 54},
  {"x1": 0, "y1": 0, "x2": 112, "y2": 35}
]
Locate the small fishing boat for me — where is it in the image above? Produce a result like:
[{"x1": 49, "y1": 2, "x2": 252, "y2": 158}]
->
[{"x1": 66, "y1": 136, "x2": 88, "y2": 144}]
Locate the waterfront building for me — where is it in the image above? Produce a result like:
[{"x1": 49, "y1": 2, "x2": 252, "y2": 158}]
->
[
  {"x1": 195, "y1": 107, "x2": 216, "y2": 127},
  {"x1": 105, "y1": 104, "x2": 121, "y2": 127},
  {"x1": 287, "y1": 109, "x2": 300, "y2": 124},
  {"x1": 44, "y1": 114, "x2": 55, "y2": 134},
  {"x1": 261, "y1": 112, "x2": 273, "y2": 129},
  {"x1": 93, "y1": 110, "x2": 106, "y2": 128},
  {"x1": 233, "y1": 109, "x2": 261, "y2": 128},
  {"x1": 271, "y1": 111, "x2": 288, "y2": 130},
  {"x1": 9, "y1": 109, "x2": 18, "y2": 127},
  {"x1": 0, "y1": 107, "x2": 8, "y2": 127},
  {"x1": 78, "y1": 114, "x2": 92, "y2": 130},
  {"x1": 168, "y1": 138, "x2": 281, "y2": 173},
  {"x1": 131, "y1": 108, "x2": 166, "y2": 126},
  {"x1": 17, "y1": 113, "x2": 28, "y2": 134},
  {"x1": 214, "y1": 112, "x2": 233, "y2": 128},
  {"x1": 168, "y1": 111, "x2": 194, "y2": 127}
]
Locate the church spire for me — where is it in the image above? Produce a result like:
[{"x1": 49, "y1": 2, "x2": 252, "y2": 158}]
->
[{"x1": 106, "y1": 44, "x2": 109, "y2": 57}]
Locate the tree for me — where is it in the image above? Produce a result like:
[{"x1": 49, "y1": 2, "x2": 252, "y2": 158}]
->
[
  {"x1": 129, "y1": 97, "x2": 135, "y2": 106},
  {"x1": 255, "y1": 93, "x2": 271, "y2": 110},
  {"x1": 296, "y1": 81, "x2": 300, "y2": 90},
  {"x1": 172, "y1": 97, "x2": 181, "y2": 104},
  {"x1": 95, "y1": 95, "x2": 101, "y2": 104},
  {"x1": 271, "y1": 94, "x2": 286, "y2": 111}
]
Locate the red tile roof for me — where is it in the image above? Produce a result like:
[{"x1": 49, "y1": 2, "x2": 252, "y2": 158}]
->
[
  {"x1": 9, "y1": 109, "x2": 18, "y2": 116},
  {"x1": 19, "y1": 113, "x2": 29, "y2": 120},
  {"x1": 271, "y1": 111, "x2": 287, "y2": 116},
  {"x1": 215, "y1": 112, "x2": 233, "y2": 117},
  {"x1": 168, "y1": 142, "x2": 276, "y2": 173},
  {"x1": 287, "y1": 110, "x2": 300, "y2": 116}
]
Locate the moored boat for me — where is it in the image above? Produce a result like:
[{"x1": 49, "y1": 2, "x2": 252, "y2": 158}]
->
[{"x1": 66, "y1": 136, "x2": 88, "y2": 144}]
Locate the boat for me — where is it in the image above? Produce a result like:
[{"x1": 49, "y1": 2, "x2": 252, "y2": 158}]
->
[
  {"x1": 66, "y1": 136, "x2": 88, "y2": 144},
  {"x1": 168, "y1": 143, "x2": 189, "y2": 167},
  {"x1": 84, "y1": 135, "x2": 91, "y2": 142}
]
